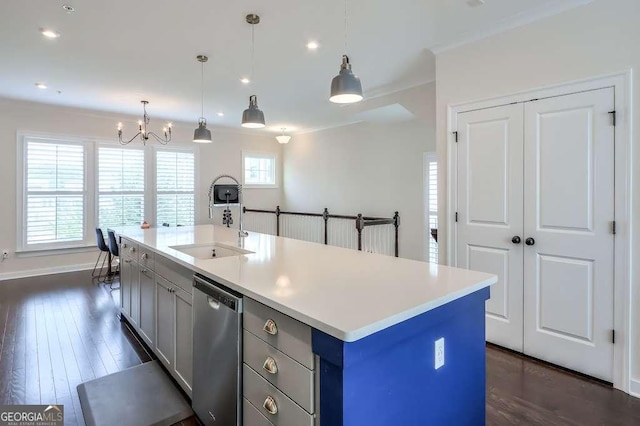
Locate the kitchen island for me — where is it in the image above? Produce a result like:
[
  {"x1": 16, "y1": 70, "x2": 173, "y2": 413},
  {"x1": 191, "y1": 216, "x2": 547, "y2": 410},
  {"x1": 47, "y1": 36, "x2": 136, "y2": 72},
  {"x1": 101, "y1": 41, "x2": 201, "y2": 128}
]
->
[{"x1": 116, "y1": 225, "x2": 496, "y2": 426}]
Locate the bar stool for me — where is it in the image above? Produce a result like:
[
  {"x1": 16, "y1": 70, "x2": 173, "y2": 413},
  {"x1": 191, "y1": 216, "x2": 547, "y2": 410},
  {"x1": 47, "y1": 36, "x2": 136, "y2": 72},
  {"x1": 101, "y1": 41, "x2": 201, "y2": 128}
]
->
[
  {"x1": 107, "y1": 230, "x2": 120, "y2": 288},
  {"x1": 92, "y1": 228, "x2": 110, "y2": 282}
]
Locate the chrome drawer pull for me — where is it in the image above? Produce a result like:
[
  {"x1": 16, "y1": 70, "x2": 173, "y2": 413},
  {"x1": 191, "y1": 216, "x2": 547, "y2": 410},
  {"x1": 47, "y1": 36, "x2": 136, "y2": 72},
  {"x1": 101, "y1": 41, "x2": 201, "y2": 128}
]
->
[
  {"x1": 122, "y1": 243, "x2": 128, "y2": 248},
  {"x1": 124, "y1": 259, "x2": 132, "y2": 264},
  {"x1": 263, "y1": 396, "x2": 278, "y2": 415},
  {"x1": 130, "y1": 247, "x2": 136, "y2": 253},
  {"x1": 262, "y1": 357, "x2": 278, "y2": 375},
  {"x1": 263, "y1": 319, "x2": 278, "y2": 335},
  {"x1": 141, "y1": 253, "x2": 148, "y2": 260}
]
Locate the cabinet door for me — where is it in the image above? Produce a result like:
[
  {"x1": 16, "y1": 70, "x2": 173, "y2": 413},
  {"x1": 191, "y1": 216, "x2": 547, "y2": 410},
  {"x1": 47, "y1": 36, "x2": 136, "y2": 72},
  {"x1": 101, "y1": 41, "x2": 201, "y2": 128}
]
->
[
  {"x1": 174, "y1": 287, "x2": 193, "y2": 396},
  {"x1": 120, "y1": 256, "x2": 133, "y2": 318},
  {"x1": 155, "y1": 275, "x2": 175, "y2": 368},
  {"x1": 139, "y1": 268, "x2": 156, "y2": 347},
  {"x1": 130, "y1": 261, "x2": 140, "y2": 327}
]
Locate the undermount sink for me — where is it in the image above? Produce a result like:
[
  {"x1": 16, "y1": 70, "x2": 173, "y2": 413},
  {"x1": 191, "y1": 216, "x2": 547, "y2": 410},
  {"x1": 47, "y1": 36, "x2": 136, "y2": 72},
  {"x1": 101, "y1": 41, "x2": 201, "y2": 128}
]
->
[{"x1": 170, "y1": 243, "x2": 253, "y2": 259}]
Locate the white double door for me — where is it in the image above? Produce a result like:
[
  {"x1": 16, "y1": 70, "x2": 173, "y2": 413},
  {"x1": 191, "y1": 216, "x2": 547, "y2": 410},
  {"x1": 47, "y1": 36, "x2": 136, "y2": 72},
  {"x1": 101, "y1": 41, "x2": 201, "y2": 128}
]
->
[{"x1": 455, "y1": 88, "x2": 615, "y2": 382}]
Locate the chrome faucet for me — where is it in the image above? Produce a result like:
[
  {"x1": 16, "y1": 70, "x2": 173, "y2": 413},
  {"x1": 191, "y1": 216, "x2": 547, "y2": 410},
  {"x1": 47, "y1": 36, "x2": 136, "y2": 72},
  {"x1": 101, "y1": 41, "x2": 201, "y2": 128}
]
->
[{"x1": 208, "y1": 175, "x2": 248, "y2": 238}]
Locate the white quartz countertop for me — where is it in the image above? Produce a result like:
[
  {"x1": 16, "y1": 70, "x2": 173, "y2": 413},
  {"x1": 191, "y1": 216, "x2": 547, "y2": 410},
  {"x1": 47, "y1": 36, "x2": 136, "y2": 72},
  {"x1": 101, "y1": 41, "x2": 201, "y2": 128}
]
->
[{"x1": 117, "y1": 225, "x2": 496, "y2": 342}]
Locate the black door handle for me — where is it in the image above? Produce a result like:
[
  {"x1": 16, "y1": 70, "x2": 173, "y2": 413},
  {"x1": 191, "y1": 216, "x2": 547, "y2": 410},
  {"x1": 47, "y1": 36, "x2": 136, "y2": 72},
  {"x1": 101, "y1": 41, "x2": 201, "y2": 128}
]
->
[
  {"x1": 512, "y1": 236, "x2": 521, "y2": 244},
  {"x1": 525, "y1": 237, "x2": 535, "y2": 246}
]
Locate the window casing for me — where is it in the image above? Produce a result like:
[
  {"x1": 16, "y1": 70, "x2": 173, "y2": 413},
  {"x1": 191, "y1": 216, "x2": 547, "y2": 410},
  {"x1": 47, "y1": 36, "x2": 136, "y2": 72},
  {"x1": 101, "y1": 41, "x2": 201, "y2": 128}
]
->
[
  {"x1": 156, "y1": 150, "x2": 195, "y2": 227},
  {"x1": 242, "y1": 151, "x2": 278, "y2": 188},
  {"x1": 98, "y1": 146, "x2": 145, "y2": 229},
  {"x1": 22, "y1": 138, "x2": 88, "y2": 250},
  {"x1": 18, "y1": 133, "x2": 198, "y2": 252}
]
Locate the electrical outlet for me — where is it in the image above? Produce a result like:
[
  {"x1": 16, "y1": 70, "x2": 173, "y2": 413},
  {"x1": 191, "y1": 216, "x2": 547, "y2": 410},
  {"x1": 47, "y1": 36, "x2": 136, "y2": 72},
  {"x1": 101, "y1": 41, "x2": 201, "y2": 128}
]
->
[{"x1": 434, "y1": 337, "x2": 445, "y2": 370}]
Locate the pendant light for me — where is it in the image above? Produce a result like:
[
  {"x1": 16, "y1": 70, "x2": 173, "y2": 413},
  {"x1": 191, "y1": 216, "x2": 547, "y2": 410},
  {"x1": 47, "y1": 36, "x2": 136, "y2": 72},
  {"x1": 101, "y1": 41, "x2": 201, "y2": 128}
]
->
[
  {"x1": 193, "y1": 55, "x2": 212, "y2": 143},
  {"x1": 241, "y1": 14, "x2": 266, "y2": 128},
  {"x1": 276, "y1": 128, "x2": 291, "y2": 144},
  {"x1": 329, "y1": 0, "x2": 363, "y2": 104}
]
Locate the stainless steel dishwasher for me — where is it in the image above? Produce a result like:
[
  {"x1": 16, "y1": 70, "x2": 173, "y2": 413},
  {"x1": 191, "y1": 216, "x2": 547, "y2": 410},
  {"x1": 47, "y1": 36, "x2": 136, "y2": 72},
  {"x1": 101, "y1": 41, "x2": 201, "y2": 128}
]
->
[{"x1": 192, "y1": 274, "x2": 243, "y2": 425}]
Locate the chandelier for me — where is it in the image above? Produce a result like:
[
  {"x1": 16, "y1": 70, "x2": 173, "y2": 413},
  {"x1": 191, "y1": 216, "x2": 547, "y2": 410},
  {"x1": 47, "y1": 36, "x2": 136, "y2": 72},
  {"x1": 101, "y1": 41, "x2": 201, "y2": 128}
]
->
[{"x1": 117, "y1": 100, "x2": 172, "y2": 145}]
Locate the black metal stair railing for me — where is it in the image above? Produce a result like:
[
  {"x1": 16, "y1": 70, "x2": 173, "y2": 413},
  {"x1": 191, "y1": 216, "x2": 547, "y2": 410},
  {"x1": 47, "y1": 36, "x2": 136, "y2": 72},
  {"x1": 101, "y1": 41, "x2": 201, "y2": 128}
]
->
[{"x1": 242, "y1": 206, "x2": 400, "y2": 257}]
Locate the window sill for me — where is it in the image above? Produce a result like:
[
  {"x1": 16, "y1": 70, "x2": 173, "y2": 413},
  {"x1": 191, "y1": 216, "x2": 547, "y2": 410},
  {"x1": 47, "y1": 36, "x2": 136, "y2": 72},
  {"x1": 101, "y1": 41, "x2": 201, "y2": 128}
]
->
[{"x1": 15, "y1": 245, "x2": 97, "y2": 258}]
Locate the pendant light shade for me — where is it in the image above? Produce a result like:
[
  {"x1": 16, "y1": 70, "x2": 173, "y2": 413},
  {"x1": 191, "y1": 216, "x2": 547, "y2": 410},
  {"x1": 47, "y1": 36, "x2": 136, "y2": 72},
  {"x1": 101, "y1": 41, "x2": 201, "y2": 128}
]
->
[
  {"x1": 193, "y1": 118, "x2": 212, "y2": 143},
  {"x1": 241, "y1": 95, "x2": 265, "y2": 128},
  {"x1": 330, "y1": 55, "x2": 363, "y2": 104},
  {"x1": 276, "y1": 128, "x2": 291, "y2": 144},
  {"x1": 241, "y1": 14, "x2": 266, "y2": 128},
  {"x1": 193, "y1": 55, "x2": 212, "y2": 143}
]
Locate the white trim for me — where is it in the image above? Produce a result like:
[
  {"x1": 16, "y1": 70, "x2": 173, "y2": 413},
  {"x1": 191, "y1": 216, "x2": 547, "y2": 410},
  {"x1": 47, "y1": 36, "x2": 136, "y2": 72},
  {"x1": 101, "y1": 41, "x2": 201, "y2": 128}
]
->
[
  {"x1": 241, "y1": 150, "x2": 279, "y2": 189},
  {"x1": 446, "y1": 70, "x2": 633, "y2": 394},
  {"x1": 430, "y1": 0, "x2": 594, "y2": 54},
  {"x1": 630, "y1": 380, "x2": 640, "y2": 398},
  {"x1": 0, "y1": 262, "x2": 95, "y2": 282}
]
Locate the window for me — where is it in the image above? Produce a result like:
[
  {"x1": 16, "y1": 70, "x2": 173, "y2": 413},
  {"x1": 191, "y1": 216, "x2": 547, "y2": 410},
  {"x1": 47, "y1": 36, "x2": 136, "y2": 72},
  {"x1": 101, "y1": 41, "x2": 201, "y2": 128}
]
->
[
  {"x1": 18, "y1": 133, "x2": 198, "y2": 251},
  {"x1": 156, "y1": 150, "x2": 195, "y2": 226},
  {"x1": 23, "y1": 139, "x2": 86, "y2": 249},
  {"x1": 425, "y1": 153, "x2": 438, "y2": 264},
  {"x1": 242, "y1": 151, "x2": 277, "y2": 187},
  {"x1": 98, "y1": 147, "x2": 145, "y2": 228}
]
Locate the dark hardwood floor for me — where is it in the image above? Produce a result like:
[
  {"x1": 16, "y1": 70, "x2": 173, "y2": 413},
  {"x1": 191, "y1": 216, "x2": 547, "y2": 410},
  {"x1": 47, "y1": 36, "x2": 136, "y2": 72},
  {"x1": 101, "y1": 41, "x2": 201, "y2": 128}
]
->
[{"x1": 1, "y1": 271, "x2": 639, "y2": 425}]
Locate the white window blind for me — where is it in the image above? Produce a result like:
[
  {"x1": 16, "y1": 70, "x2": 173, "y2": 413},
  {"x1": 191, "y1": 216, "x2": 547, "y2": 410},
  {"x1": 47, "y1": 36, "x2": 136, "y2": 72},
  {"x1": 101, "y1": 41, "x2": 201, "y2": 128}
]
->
[
  {"x1": 98, "y1": 147, "x2": 145, "y2": 228},
  {"x1": 25, "y1": 140, "x2": 85, "y2": 247},
  {"x1": 243, "y1": 152, "x2": 276, "y2": 186},
  {"x1": 425, "y1": 153, "x2": 438, "y2": 264},
  {"x1": 156, "y1": 150, "x2": 195, "y2": 226}
]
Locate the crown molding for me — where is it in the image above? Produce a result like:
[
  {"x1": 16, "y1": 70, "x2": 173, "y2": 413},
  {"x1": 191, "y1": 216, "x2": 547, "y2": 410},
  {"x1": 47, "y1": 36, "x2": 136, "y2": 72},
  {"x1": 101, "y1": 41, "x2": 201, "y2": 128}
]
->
[{"x1": 430, "y1": 0, "x2": 595, "y2": 55}]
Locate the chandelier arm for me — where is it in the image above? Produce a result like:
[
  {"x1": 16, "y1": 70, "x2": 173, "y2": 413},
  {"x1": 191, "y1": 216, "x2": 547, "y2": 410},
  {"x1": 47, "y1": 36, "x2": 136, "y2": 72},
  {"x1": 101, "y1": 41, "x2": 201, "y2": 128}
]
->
[
  {"x1": 118, "y1": 131, "x2": 143, "y2": 145},
  {"x1": 147, "y1": 131, "x2": 171, "y2": 145}
]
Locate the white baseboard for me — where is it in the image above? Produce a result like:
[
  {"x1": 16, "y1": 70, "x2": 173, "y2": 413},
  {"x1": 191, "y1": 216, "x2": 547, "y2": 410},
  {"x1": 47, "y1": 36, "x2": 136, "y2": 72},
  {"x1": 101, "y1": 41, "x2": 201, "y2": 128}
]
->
[
  {"x1": 0, "y1": 262, "x2": 95, "y2": 281},
  {"x1": 630, "y1": 379, "x2": 640, "y2": 398}
]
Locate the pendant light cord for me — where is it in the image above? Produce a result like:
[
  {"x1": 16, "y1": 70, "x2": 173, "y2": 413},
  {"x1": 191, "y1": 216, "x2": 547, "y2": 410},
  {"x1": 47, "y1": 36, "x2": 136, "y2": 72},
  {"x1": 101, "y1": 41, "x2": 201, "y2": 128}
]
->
[
  {"x1": 200, "y1": 61, "x2": 204, "y2": 118},
  {"x1": 344, "y1": 0, "x2": 348, "y2": 54},
  {"x1": 251, "y1": 21, "x2": 255, "y2": 82}
]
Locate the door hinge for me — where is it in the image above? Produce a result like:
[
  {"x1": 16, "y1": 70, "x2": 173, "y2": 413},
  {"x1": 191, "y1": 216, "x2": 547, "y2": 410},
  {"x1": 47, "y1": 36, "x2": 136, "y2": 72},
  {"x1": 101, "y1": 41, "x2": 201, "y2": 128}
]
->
[
  {"x1": 611, "y1": 329, "x2": 616, "y2": 344},
  {"x1": 453, "y1": 131, "x2": 458, "y2": 143},
  {"x1": 455, "y1": 212, "x2": 458, "y2": 222},
  {"x1": 612, "y1": 220, "x2": 616, "y2": 235},
  {"x1": 609, "y1": 110, "x2": 616, "y2": 126}
]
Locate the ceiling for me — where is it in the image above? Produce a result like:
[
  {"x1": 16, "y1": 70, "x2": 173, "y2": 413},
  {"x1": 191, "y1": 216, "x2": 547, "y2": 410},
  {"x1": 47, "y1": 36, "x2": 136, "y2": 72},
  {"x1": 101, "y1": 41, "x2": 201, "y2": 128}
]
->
[{"x1": 0, "y1": 0, "x2": 591, "y2": 134}]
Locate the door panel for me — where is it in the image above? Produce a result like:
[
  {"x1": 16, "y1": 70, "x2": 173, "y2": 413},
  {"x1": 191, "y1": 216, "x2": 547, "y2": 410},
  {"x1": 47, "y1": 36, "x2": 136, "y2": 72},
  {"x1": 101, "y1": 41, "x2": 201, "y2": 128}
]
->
[
  {"x1": 456, "y1": 103, "x2": 524, "y2": 351},
  {"x1": 523, "y1": 88, "x2": 614, "y2": 381}
]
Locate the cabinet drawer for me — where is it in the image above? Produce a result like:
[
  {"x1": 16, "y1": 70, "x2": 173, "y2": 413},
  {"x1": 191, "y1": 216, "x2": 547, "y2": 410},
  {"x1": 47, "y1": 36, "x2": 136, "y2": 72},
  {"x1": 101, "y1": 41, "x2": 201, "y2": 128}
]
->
[
  {"x1": 243, "y1": 398, "x2": 274, "y2": 426},
  {"x1": 155, "y1": 254, "x2": 193, "y2": 294},
  {"x1": 244, "y1": 330, "x2": 314, "y2": 413},
  {"x1": 243, "y1": 365, "x2": 314, "y2": 426},
  {"x1": 138, "y1": 246, "x2": 155, "y2": 270},
  {"x1": 244, "y1": 299, "x2": 313, "y2": 369},
  {"x1": 120, "y1": 238, "x2": 139, "y2": 262}
]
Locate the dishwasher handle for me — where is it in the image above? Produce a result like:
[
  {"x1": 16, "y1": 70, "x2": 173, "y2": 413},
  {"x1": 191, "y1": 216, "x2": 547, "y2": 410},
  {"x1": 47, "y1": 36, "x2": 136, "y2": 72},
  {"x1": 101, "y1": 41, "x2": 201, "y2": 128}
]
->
[{"x1": 194, "y1": 274, "x2": 243, "y2": 312}]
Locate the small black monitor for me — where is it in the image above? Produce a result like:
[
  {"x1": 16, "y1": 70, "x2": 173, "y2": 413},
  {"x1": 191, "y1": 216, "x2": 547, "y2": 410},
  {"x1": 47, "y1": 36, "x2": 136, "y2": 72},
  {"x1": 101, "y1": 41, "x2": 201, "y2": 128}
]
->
[{"x1": 213, "y1": 184, "x2": 239, "y2": 205}]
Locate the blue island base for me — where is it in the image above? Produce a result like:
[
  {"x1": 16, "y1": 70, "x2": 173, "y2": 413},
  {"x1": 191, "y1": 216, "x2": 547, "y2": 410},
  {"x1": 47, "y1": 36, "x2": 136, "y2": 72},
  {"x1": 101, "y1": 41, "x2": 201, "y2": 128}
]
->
[{"x1": 312, "y1": 287, "x2": 490, "y2": 426}]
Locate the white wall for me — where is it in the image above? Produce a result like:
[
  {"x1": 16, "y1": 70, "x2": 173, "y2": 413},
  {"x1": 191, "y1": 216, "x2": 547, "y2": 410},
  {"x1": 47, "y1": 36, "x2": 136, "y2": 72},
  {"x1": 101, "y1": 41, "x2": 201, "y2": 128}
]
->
[
  {"x1": 282, "y1": 83, "x2": 436, "y2": 261},
  {"x1": 435, "y1": 0, "x2": 639, "y2": 389},
  {"x1": 0, "y1": 97, "x2": 282, "y2": 279}
]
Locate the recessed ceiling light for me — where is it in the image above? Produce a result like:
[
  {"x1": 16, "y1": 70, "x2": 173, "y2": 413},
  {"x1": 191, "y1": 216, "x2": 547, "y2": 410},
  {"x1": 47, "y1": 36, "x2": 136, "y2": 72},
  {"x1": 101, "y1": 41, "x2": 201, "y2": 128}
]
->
[
  {"x1": 217, "y1": 112, "x2": 224, "y2": 117},
  {"x1": 35, "y1": 83, "x2": 47, "y2": 89},
  {"x1": 306, "y1": 41, "x2": 319, "y2": 50},
  {"x1": 62, "y1": 4, "x2": 75, "y2": 13},
  {"x1": 240, "y1": 77, "x2": 250, "y2": 84},
  {"x1": 466, "y1": 0, "x2": 485, "y2": 7},
  {"x1": 40, "y1": 29, "x2": 61, "y2": 39}
]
